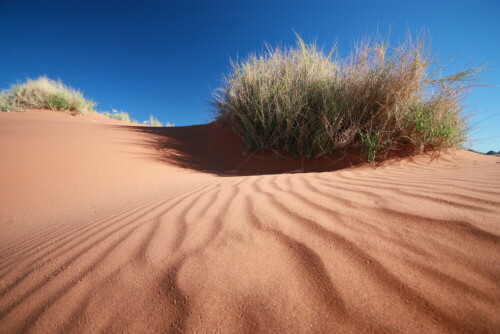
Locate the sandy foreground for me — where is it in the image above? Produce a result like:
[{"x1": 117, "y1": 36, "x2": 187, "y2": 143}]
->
[{"x1": 0, "y1": 110, "x2": 499, "y2": 333}]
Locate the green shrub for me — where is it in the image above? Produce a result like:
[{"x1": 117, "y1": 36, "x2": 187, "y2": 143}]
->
[
  {"x1": 0, "y1": 76, "x2": 95, "y2": 114},
  {"x1": 212, "y1": 34, "x2": 481, "y2": 162}
]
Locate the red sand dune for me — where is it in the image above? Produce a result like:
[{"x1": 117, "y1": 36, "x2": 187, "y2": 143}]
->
[{"x1": 0, "y1": 110, "x2": 499, "y2": 333}]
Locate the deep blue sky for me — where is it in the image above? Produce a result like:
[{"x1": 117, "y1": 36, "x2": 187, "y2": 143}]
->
[{"x1": 1, "y1": 0, "x2": 498, "y2": 152}]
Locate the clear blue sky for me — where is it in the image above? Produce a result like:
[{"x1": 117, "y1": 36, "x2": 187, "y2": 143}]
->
[{"x1": 1, "y1": 0, "x2": 498, "y2": 152}]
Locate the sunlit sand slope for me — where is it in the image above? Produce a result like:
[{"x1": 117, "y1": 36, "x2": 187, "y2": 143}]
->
[{"x1": 1, "y1": 110, "x2": 499, "y2": 333}]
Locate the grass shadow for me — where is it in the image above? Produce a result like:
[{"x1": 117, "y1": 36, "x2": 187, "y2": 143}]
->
[{"x1": 118, "y1": 123, "x2": 365, "y2": 176}]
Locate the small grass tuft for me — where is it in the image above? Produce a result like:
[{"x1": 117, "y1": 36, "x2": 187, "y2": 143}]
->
[
  {"x1": 102, "y1": 109, "x2": 131, "y2": 122},
  {"x1": 101, "y1": 110, "x2": 174, "y2": 127},
  {"x1": 145, "y1": 115, "x2": 163, "y2": 127}
]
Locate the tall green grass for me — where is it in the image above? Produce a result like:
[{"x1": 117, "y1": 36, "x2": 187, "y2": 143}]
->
[
  {"x1": 212, "y1": 34, "x2": 481, "y2": 162},
  {"x1": 0, "y1": 76, "x2": 95, "y2": 115}
]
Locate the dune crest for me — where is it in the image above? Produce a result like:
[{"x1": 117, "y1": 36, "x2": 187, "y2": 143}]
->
[{"x1": 1, "y1": 110, "x2": 499, "y2": 333}]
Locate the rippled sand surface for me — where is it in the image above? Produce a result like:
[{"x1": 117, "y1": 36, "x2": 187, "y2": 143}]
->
[{"x1": 1, "y1": 110, "x2": 499, "y2": 333}]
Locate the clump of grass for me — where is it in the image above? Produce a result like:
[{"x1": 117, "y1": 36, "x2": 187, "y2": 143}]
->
[
  {"x1": 102, "y1": 109, "x2": 132, "y2": 122},
  {"x1": 0, "y1": 76, "x2": 95, "y2": 115},
  {"x1": 101, "y1": 110, "x2": 174, "y2": 127},
  {"x1": 143, "y1": 115, "x2": 174, "y2": 127},
  {"x1": 144, "y1": 115, "x2": 163, "y2": 126},
  {"x1": 212, "y1": 33, "x2": 481, "y2": 162}
]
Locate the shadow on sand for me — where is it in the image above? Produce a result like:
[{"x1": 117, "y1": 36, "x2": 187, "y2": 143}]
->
[{"x1": 117, "y1": 123, "x2": 364, "y2": 176}]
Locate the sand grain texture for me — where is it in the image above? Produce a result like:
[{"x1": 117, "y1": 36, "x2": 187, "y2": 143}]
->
[{"x1": 0, "y1": 110, "x2": 499, "y2": 333}]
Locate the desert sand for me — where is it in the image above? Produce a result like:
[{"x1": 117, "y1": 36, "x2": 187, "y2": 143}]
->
[{"x1": 0, "y1": 110, "x2": 499, "y2": 333}]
